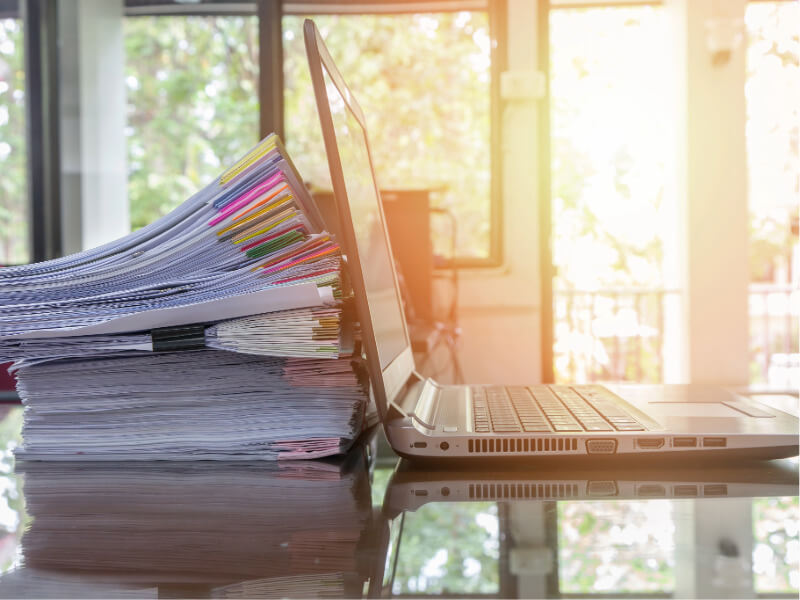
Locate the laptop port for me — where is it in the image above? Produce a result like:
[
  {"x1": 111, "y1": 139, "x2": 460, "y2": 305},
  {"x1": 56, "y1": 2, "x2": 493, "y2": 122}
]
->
[
  {"x1": 586, "y1": 439, "x2": 617, "y2": 454},
  {"x1": 637, "y1": 484, "x2": 666, "y2": 497},
  {"x1": 703, "y1": 437, "x2": 727, "y2": 447},
  {"x1": 587, "y1": 480, "x2": 618, "y2": 497},
  {"x1": 703, "y1": 484, "x2": 728, "y2": 497},
  {"x1": 673, "y1": 485, "x2": 698, "y2": 497},
  {"x1": 637, "y1": 437, "x2": 665, "y2": 449},
  {"x1": 673, "y1": 437, "x2": 697, "y2": 448}
]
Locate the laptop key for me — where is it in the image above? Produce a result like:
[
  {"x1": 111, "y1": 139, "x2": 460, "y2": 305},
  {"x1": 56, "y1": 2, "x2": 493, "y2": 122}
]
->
[
  {"x1": 553, "y1": 424, "x2": 583, "y2": 432},
  {"x1": 585, "y1": 423, "x2": 614, "y2": 431}
]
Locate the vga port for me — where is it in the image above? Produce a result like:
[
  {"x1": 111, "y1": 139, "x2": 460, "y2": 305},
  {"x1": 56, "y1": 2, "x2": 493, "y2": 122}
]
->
[{"x1": 586, "y1": 439, "x2": 617, "y2": 454}]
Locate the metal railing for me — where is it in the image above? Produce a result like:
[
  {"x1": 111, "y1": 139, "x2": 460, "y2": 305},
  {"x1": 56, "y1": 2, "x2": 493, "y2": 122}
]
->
[
  {"x1": 553, "y1": 288, "x2": 680, "y2": 384},
  {"x1": 748, "y1": 284, "x2": 800, "y2": 389},
  {"x1": 554, "y1": 285, "x2": 800, "y2": 388}
]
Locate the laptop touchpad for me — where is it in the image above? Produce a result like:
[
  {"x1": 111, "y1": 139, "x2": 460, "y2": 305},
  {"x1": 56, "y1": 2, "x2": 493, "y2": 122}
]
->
[{"x1": 646, "y1": 403, "x2": 751, "y2": 418}]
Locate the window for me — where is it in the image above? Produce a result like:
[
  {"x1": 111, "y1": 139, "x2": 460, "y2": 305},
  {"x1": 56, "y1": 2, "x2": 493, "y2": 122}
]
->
[
  {"x1": 549, "y1": 4, "x2": 676, "y2": 384},
  {"x1": 283, "y1": 10, "x2": 495, "y2": 262},
  {"x1": 745, "y1": 0, "x2": 799, "y2": 389},
  {"x1": 0, "y1": 17, "x2": 26, "y2": 265},
  {"x1": 124, "y1": 15, "x2": 259, "y2": 231}
]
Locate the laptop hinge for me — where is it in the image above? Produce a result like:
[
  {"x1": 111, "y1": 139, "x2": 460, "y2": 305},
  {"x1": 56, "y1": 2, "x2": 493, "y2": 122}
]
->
[
  {"x1": 388, "y1": 400, "x2": 408, "y2": 419},
  {"x1": 410, "y1": 379, "x2": 440, "y2": 430},
  {"x1": 387, "y1": 373, "x2": 438, "y2": 429}
]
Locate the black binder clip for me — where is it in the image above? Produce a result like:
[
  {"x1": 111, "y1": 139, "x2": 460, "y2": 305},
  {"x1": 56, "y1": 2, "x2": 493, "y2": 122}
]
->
[{"x1": 151, "y1": 324, "x2": 207, "y2": 352}]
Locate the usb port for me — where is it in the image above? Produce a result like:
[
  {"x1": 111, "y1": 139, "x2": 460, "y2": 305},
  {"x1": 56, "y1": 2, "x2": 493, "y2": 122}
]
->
[
  {"x1": 703, "y1": 437, "x2": 727, "y2": 447},
  {"x1": 637, "y1": 438, "x2": 665, "y2": 449},
  {"x1": 704, "y1": 484, "x2": 728, "y2": 497},
  {"x1": 673, "y1": 437, "x2": 697, "y2": 448},
  {"x1": 674, "y1": 485, "x2": 698, "y2": 497}
]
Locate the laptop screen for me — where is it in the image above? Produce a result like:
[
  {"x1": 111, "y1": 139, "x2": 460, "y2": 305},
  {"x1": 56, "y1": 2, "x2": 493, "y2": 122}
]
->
[{"x1": 320, "y1": 65, "x2": 410, "y2": 370}]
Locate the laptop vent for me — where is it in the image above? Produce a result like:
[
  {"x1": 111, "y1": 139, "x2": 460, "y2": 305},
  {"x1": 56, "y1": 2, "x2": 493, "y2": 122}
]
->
[
  {"x1": 469, "y1": 482, "x2": 579, "y2": 500},
  {"x1": 467, "y1": 437, "x2": 578, "y2": 454}
]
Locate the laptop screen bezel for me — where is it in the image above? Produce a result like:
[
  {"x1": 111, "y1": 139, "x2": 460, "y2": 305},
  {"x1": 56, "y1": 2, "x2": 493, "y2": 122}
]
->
[{"x1": 303, "y1": 19, "x2": 415, "y2": 420}]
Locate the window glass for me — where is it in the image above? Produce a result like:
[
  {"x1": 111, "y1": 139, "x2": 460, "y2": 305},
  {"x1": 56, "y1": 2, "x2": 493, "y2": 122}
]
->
[
  {"x1": 0, "y1": 18, "x2": 27, "y2": 265},
  {"x1": 124, "y1": 16, "x2": 259, "y2": 231},
  {"x1": 283, "y1": 13, "x2": 492, "y2": 260},
  {"x1": 745, "y1": 1, "x2": 800, "y2": 388},
  {"x1": 549, "y1": 6, "x2": 675, "y2": 384}
]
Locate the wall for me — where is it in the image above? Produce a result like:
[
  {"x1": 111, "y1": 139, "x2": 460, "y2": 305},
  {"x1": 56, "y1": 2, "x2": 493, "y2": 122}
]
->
[{"x1": 444, "y1": 0, "x2": 543, "y2": 384}]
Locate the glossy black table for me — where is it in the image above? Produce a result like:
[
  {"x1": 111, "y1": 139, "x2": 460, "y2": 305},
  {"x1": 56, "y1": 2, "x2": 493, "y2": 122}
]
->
[{"x1": 0, "y1": 405, "x2": 796, "y2": 599}]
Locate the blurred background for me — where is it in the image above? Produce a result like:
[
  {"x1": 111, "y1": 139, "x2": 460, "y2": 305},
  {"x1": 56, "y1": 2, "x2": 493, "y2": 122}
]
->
[
  {"x1": 0, "y1": 0, "x2": 797, "y2": 390},
  {"x1": 0, "y1": 3, "x2": 796, "y2": 596}
]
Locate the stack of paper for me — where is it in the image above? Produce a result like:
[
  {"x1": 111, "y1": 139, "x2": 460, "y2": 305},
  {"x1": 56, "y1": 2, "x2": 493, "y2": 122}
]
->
[
  {"x1": 0, "y1": 134, "x2": 371, "y2": 461},
  {"x1": 2, "y1": 450, "x2": 374, "y2": 597},
  {"x1": 0, "y1": 305, "x2": 352, "y2": 366},
  {"x1": 15, "y1": 349, "x2": 368, "y2": 460},
  {"x1": 0, "y1": 135, "x2": 340, "y2": 340}
]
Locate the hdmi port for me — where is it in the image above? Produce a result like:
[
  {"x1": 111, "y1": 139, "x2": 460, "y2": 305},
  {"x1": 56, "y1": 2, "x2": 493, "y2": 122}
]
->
[
  {"x1": 637, "y1": 438, "x2": 665, "y2": 449},
  {"x1": 637, "y1": 484, "x2": 666, "y2": 497}
]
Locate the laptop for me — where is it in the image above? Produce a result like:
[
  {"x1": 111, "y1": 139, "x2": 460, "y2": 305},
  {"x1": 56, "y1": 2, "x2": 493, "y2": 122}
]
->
[{"x1": 302, "y1": 19, "x2": 799, "y2": 462}]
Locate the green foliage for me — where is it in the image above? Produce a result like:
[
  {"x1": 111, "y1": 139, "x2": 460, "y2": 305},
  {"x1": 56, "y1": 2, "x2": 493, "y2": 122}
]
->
[
  {"x1": 0, "y1": 19, "x2": 27, "y2": 265},
  {"x1": 558, "y1": 499, "x2": 676, "y2": 593},
  {"x1": 124, "y1": 16, "x2": 259, "y2": 231},
  {"x1": 745, "y1": 1, "x2": 800, "y2": 284},
  {"x1": 550, "y1": 3, "x2": 799, "y2": 385},
  {"x1": 124, "y1": 13, "x2": 491, "y2": 258},
  {"x1": 550, "y1": 6, "x2": 669, "y2": 292},
  {"x1": 752, "y1": 496, "x2": 800, "y2": 593},
  {"x1": 283, "y1": 13, "x2": 491, "y2": 259},
  {"x1": 0, "y1": 407, "x2": 26, "y2": 574},
  {"x1": 391, "y1": 502, "x2": 499, "y2": 594}
]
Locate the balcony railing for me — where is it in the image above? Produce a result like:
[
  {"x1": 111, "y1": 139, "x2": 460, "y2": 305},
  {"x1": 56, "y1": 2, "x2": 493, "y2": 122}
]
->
[
  {"x1": 554, "y1": 285, "x2": 800, "y2": 388},
  {"x1": 553, "y1": 288, "x2": 680, "y2": 384},
  {"x1": 749, "y1": 284, "x2": 800, "y2": 389}
]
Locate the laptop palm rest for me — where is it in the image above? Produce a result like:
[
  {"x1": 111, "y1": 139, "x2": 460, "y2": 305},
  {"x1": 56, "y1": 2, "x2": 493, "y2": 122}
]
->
[{"x1": 644, "y1": 403, "x2": 757, "y2": 419}]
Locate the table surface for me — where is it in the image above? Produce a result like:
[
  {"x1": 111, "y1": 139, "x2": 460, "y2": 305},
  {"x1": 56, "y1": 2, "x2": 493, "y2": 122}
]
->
[{"x1": 0, "y1": 405, "x2": 796, "y2": 599}]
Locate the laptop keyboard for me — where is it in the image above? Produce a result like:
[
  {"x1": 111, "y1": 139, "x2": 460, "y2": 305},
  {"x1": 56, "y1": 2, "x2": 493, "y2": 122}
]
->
[{"x1": 471, "y1": 385, "x2": 646, "y2": 433}]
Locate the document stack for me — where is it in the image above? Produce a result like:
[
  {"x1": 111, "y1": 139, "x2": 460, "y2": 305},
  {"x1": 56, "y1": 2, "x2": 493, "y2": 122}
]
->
[
  {"x1": 1, "y1": 449, "x2": 375, "y2": 598},
  {"x1": 0, "y1": 135, "x2": 371, "y2": 460}
]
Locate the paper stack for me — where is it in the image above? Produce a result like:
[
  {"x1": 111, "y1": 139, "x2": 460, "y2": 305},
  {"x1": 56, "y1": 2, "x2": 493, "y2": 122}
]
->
[
  {"x1": 1, "y1": 448, "x2": 375, "y2": 598},
  {"x1": 0, "y1": 135, "x2": 371, "y2": 460},
  {"x1": 0, "y1": 135, "x2": 337, "y2": 339}
]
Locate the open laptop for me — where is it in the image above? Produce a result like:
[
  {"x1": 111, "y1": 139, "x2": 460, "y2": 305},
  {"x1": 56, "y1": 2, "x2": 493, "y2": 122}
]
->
[{"x1": 303, "y1": 19, "x2": 799, "y2": 462}]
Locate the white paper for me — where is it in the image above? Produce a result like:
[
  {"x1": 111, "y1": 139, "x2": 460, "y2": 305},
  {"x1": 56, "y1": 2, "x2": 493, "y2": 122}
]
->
[{"x1": 4, "y1": 283, "x2": 333, "y2": 340}]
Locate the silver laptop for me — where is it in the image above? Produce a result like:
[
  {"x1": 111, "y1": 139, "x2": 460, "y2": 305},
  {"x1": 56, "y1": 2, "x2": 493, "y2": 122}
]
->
[{"x1": 303, "y1": 19, "x2": 799, "y2": 461}]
